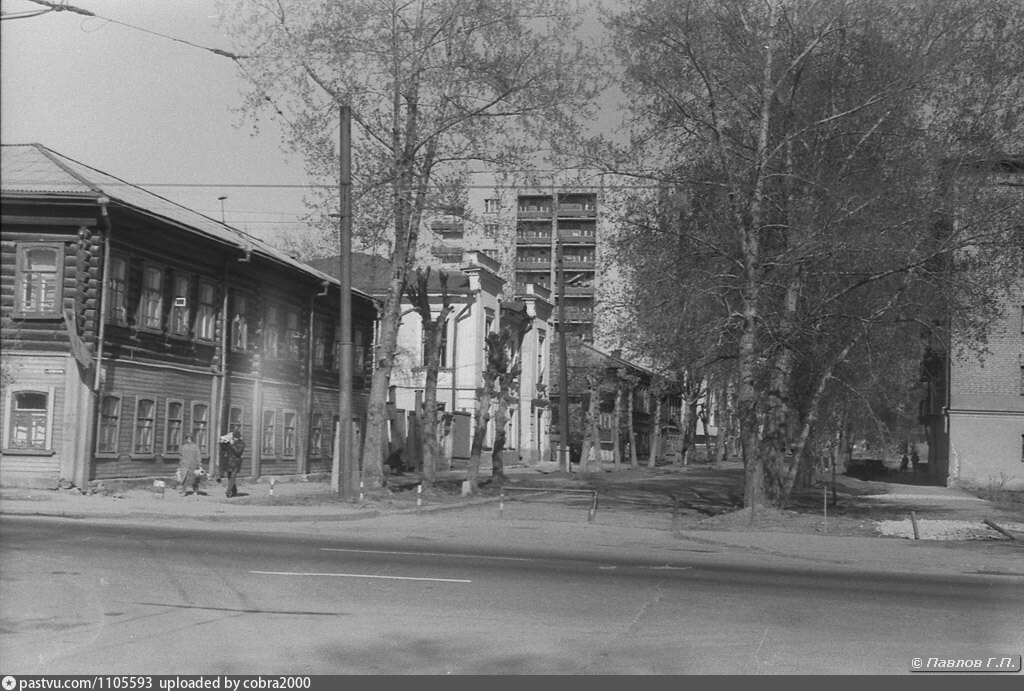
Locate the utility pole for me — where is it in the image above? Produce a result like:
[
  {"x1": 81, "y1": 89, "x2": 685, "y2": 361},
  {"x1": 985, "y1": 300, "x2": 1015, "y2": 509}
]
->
[
  {"x1": 555, "y1": 192, "x2": 570, "y2": 475},
  {"x1": 333, "y1": 103, "x2": 355, "y2": 500}
]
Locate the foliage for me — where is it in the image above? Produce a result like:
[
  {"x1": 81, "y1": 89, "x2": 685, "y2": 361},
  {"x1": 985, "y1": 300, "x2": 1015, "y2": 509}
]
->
[{"x1": 601, "y1": 0, "x2": 1024, "y2": 508}]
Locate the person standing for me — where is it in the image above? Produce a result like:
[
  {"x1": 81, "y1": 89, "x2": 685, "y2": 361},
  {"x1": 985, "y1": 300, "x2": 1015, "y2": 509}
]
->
[
  {"x1": 220, "y1": 430, "x2": 246, "y2": 498},
  {"x1": 910, "y1": 447, "x2": 921, "y2": 473},
  {"x1": 178, "y1": 435, "x2": 203, "y2": 496}
]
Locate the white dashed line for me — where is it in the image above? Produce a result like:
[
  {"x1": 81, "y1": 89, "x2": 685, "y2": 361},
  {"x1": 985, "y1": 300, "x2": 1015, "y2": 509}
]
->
[
  {"x1": 251, "y1": 570, "x2": 471, "y2": 583},
  {"x1": 320, "y1": 547, "x2": 535, "y2": 561}
]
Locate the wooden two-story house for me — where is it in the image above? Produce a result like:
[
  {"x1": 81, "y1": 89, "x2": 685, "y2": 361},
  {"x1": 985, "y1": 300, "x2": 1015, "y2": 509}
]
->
[{"x1": 0, "y1": 144, "x2": 377, "y2": 489}]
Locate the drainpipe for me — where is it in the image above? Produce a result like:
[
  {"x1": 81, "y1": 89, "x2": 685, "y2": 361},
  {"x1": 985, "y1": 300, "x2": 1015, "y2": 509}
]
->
[{"x1": 78, "y1": 197, "x2": 113, "y2": 490}]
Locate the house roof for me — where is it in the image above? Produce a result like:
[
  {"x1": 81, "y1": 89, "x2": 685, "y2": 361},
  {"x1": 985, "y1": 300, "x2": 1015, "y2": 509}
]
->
[
  {"x1": 1, "y1": 143, "x2": 374, "y2": 302},
  {"x1": 307, "y1": 253, "x2": 471, "y2": 296}
]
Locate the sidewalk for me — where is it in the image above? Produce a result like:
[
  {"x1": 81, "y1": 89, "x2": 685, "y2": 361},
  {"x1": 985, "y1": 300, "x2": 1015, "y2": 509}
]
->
[{"x1": 2, "y1": 464, "x2": 1022, "y2": 578}]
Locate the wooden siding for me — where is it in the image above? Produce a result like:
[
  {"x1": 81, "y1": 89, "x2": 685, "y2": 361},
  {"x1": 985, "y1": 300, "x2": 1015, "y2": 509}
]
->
[
  {"x1": 92, "y1": 362, "x2": 214, "y2": 480},
  {"x1": 0, "y1": 354, "x2": 69, "y2": 482}
]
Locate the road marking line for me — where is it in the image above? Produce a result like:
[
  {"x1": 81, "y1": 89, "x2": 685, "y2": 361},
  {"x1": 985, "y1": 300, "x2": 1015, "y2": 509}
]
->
[
  {"x1": 320, "y1": 548, "x2": 535, "y2": 562},
  {"x1": 251, "y1": 570, "x2": 471, "y2": 583}
]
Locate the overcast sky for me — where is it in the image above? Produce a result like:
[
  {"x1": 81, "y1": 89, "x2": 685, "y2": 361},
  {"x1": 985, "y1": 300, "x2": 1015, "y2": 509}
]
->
[
  {"x1": 1, "y1": 0, "x2": 314, "y2": 242},
  {"x1": 1, "y1": 0, "x2": 621, "y2": 245}
]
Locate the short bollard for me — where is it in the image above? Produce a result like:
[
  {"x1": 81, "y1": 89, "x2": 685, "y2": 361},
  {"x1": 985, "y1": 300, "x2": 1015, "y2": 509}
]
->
[
  {"x1": 269, "y1": 478, "x2": 275, "y2": 496},
  {"x1": 153, "y1": 480, "x2": 166, "y2": 498},
  {"x1": 587, "y1": 491, "x2": 598, "y2": 523},
  {"x1": 499, "y1": 492, "x2": 505, "y2": 518},
  {"x1": 416, "y1": 483, "x2": 422, "y2": 512},
  {"x1": 359, "y1": 480, "x2": 364, "y2": 502}
]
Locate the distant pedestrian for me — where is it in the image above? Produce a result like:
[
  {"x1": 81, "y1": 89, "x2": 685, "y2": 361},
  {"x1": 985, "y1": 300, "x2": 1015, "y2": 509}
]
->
[
  {"x1": 177, "y1": 435, "x2": 203, "y2": 496},
  {"x1": 899, "y1": 449, "x2": 910, "y2": 473},
  {"x1": 220, "y1": 431, "x2": 245, "y2": 498},
  {"x1": 910, "y1": 447, "x2": 920, "y2": 473}
]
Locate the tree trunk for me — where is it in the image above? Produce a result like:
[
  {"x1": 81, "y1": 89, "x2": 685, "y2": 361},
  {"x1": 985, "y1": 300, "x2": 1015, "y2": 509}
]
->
[
  {"x1": 491, "y1": 393, "x2": 508, "y2": 481},
  {"x1": 627, "y1": 387, "x2": 638, "y2": 468},
  {"x1": 466, "y1": 382, "x2": 493, "y2": 492},
  {"x1": 612, "y1": 382, "x2": 623, "y2": 468},
  {"x1": 647, "y1": 395, "x2": 662, "y2": 468}
]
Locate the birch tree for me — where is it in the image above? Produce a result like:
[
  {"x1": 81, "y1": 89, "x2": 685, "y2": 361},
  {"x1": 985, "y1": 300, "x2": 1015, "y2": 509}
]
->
[
  {"x1": 605, "y1": 0, "x2": 1024, "y2": 509},
  {"x1": 223, "y1": 0, "x2": 598, "y2": 486}
]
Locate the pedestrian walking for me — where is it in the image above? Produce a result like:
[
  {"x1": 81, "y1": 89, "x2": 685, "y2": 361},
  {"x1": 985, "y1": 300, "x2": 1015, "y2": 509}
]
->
[
  {"x1": 177, "y1": 435, "x2": 203, "y2": 496},
  {"x1": 910, "y1": 447, "x2": 920, "y2": 473},
  {"x1": 220, "y1": 431, "x2": 245, "y2": 498},
  {"x1": 899, "y1": 447, "x2": 910, "y2": 473}
]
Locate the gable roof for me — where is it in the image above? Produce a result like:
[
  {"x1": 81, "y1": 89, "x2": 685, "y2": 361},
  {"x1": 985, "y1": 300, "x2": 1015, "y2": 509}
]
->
[{"x1": 1, "y1": 143, "x2": 373, "y2": 301}]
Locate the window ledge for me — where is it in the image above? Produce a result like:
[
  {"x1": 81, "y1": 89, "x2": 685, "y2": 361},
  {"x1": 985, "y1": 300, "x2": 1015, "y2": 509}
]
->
[
  {"x1": 130, "y1": 454, "x2": 157, "y2": 461},
  {"x1": 95, "y1": 452, "x2": 120, "y2": 459},
  {"x1": 1, "y1": 448, "x2": 55, "y2": 456}
]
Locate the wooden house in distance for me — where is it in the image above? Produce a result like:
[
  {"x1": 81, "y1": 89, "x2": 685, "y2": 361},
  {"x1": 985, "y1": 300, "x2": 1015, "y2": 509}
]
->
[{"x1": 0, "y1": 143, "x2": 377, "y2": 489}]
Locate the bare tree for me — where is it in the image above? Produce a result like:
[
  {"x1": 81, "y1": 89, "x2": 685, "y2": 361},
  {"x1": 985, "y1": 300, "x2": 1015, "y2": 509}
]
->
[
  {"x1": 404, "y1": 268, "x2": 452, "y2": 484},
  {"x1": 223, "y1": 0, "x2": 599, "y2": 486}
]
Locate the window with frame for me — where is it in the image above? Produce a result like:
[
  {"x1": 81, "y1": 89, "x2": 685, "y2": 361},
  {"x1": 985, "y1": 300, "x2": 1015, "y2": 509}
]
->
[
  {"x1": 228, "y1": 406, "x2": 244, "y2": 435},
  {"x1": 7, "y1": 391, "x2": 50, "y2": 450},
  {"x1": 262, "y1": 409, "x2": 276, "y2": 456},
  {"x1": 106, "y1": 256, "x2": 128, "y2": 325},
  {"x1": 138, "y1": 264, "x2": 164, "y2": 330},
  {"x1": 285, "y1": 308, "x2": 302, "y2": 359},
  {"x1": 133, "y1": 397, "x2": 156, "y2": 455},
  {"x1": 354, "y1": 329, "x2": 367, "y2": 375},
  {"x1": 264, "y1": 305, "x2": 281, "y2": 359},
  {"x1": 164, "y1": 400, "x2": 184, "y2": 454},
  {"x1": 231, "y1": 292, "x2": 249, "y2": 351},
  {"x1": 15, "y1": 244, "x2": 62, "y2": 317},
  {"x1": 169, "y1": 272, "x2": 191, "y2": 336},
  {"x1": 420, "y1": 320, "x2": 447, "y2": 368},
  {"x1": 310, "y1": 413, "x2": 323, "y2": 458},
  {"x1": 282, "y1": 410, "x2": 297, "y2": 457},
  {"x1": 484, "y1": 222, "x2": 500, "y2": 237},
  {"x1": 313, "y1": 318, "x2": 329, "y2": 368},
  {"x1": 484, "y1": 198, "x2": 500, "y2": 214},
  {"x1": 98, "y1": 396, "x2": 121, "y2": 453},
  {"x1": 191, "y1": 402, "x2": 209, "y2": 453},
  {"x1": 195, "y1": 281, "x2": 217, "y2": 341}
]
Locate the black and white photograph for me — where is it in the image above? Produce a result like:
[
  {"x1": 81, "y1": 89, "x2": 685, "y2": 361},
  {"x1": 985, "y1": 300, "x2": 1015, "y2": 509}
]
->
[{"x1": 1, "y1": 0, "x2": 1022, "y2": 677}]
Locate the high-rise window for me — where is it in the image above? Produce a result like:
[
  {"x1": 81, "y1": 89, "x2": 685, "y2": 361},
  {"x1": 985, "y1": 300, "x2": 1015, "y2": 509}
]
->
[
  {"x1": 15, "y1": 244, "x2": 62, "y2": 317},
  {"x1": 484, "y1": 198, "x2": 500, "y2": 213}
]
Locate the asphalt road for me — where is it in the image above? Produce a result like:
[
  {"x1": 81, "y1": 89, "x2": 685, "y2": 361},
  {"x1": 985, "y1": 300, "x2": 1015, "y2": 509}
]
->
[{"x1": 2, "y1": 516, "x2": 1021, "y2": 674}]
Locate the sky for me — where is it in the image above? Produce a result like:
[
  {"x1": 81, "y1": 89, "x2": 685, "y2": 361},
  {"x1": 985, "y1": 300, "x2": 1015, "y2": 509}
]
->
[
  {"x1": 1, "y1": 0, "x2": 622, "y2": 247},
  {"x1": 1, "y1": 0, "x2": 315, "y2": 243}
]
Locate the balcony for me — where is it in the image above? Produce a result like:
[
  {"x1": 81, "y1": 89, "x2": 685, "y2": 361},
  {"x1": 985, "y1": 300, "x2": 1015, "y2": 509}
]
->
[
  {"x1": 558, "y1": 231, "x2": 596, "y2": 244},
  {"x1": 562, "y1": 284, "x2": 594, "y2": 295},
  {"x1": 516, "y1": 233, "x2": 552, "y2": 246},
  {"x1": 515, "y1": 260, "x2": 553, "y2": 271},
  {"x1": 556, "y1": 203, "x2": 597, "y2": 219},
  {"x1": 431, "y1": 219, "x2": 464, "y2": 235},
  {"x1": 554, "y1": 307, "x2": 594, "y2": 322},
  {"x1": 562, "y1": 259, "x2": 595, "y2": 270}
]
